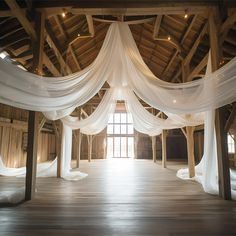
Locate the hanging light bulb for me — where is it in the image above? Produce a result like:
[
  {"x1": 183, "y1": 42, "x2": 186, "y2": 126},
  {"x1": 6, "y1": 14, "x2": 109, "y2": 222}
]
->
[
  {"x1": 62, "y1": 11, "x2": 66, "y2": 18},
  {"x1": 184, "y1": 9, "x2": 188, "y2": 19}
]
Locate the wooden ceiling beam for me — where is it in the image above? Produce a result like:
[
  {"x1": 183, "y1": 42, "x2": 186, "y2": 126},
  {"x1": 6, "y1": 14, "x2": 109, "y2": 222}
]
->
[
  {"x1": 162, "y1": 50, "x2": 179, "y2": 76},
  {"x1": 153, "y1": 15, "x2": 162, "y2": 39},
  {"x1": 68, "y1": 45, "x2": 81, "y2": 70},
  {"x1": 183, "y1": 21, "x2": 208, "y2": 66},
  {"x1": 4, "y1": 0, "x2": 60, "y2": 76},
  {"x1": 5, "y1": 0, "x2": 37, "y2": 40},
  {"x1": 225, "y1": 103, "x2": 236, "y2": 132},
  {"x1": 32, "y1": 11, "x2": 45, "y2": 74},
  {"x1": 220, "y1": 11, "x2": 236, "y2": 44},
  {"x1": 45, "y1": 21, "x2": 72, "y2": 75},
  {"x1": 186, "y1": 52, "x2": 209, "y2": 81},
  {"x1": 181, "y1": 15, "x2": 198, "y2": 44},
  {"x1": 162, "y1": 15, "x2": 198, "y2": 78},
  {"x1": 86, "y1": 15, "x2": 94, "y2": 37},
  {"x1": 69, "y1": 6, "x2": 208, "y2": 16}
]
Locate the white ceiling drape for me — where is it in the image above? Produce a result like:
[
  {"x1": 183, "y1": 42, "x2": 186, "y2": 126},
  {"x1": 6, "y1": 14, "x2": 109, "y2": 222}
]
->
[{"x1": 0, "y1": 22, "x2": 235, "y2": 122}]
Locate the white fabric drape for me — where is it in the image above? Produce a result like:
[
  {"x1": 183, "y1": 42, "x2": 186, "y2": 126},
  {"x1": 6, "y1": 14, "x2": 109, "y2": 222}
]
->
[
  {"x1": 62, "y1": 88, "x2": 117, "y2": 134},
  {"x1": 0, "y1": 22, "x2": 236, "y2": 200},
  {"x1": 176, "y1": 57, "x2": 236, "y2": 200},
  {"x1": 0, "y1": 23, "x2": 235, "y2": 119}
]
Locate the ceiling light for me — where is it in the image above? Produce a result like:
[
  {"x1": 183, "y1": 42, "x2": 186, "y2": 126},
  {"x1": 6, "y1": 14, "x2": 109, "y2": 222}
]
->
[
  {"x1": 184, "y1": 13, "x2": 188, "y2": 19},
  {"x1": 62, "y1": 12, "x2": 66, "y2": 18},
  {"x1": 173, "y1": 99, "x2": 177, "y2": 104}
]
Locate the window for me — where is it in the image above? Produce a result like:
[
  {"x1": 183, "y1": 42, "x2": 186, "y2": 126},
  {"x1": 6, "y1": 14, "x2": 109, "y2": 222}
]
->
[
  {"x1": 228, "y1": 134, "x2": 235, "y2": 154},
  {"x1": 107, "y1": 113, "x2": 134, "y2": 158}
]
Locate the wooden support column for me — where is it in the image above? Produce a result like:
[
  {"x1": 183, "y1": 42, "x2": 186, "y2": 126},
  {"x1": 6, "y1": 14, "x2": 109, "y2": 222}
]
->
[
  {"x1": 134, "y1": 132, "x2": 139, "y2": 159},
  {"x1": 87, "y1": 135, "x2": 93, "y2": 162},
  {"x1": 25, "y1": 111, "x2": 39, "y2": 200},
  {"x1": 152, "y1": 136, "x2": 157, "y2": 163},
  {"x1": 209, "y1": 8, "x2": 231, "y2": 200},
  {"x1": 76, "y1": 131, "x2": 82, "y2": 168},
  {"x1": 215, "y1": 107, "x2": 231, "y2": 199},
  {"x1": 53, "y1": 121, "x2": 62, "y2": 178},
  {"x1": 162, "y1": 130, "x2": 167, "y2": 168},
  {"x1": 186, "y1": 126, "x2": 195, "y2": 178},
  {"x1": 25, "y1": 10, "x2": 44, "y2": 201}
]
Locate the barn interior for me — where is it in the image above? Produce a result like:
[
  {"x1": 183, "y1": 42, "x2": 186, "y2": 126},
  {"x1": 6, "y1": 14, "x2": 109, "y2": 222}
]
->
[{"x1": 0, "y1": 0, "x2": 236, "y2": 235}]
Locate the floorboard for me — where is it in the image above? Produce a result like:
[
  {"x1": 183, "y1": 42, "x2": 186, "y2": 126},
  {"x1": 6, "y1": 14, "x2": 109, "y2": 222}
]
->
[{"x1": 0, "y1": 159, "x2": 236, "y2": 236}]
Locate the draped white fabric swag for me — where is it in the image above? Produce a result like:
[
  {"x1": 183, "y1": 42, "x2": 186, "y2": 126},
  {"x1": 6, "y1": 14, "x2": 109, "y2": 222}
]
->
[{"x1": 0, "y1": 23, "x2": 236, "y2": 198}]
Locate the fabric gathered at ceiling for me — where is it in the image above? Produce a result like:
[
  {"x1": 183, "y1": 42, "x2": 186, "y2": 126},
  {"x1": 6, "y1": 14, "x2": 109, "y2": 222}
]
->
[{"x1": 0, "y1": 22, "x2": 236, "y2": 199}]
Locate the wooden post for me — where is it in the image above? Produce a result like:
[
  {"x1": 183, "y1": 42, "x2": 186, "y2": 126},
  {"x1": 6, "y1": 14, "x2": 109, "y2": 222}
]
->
[
  {"x1": 152, "y1": 136, "x2": 157, "y2": 163},
  {"x1": 186, "y1": 126, "x2": 195, "y2": 178},
  {"x1": 162, "y1": 130, "x2": 167, "y2": 168},
  {"x1": 25, "y1": 111, "x2": 39, "y2": 200},
  {"x1": 25, "y1": 10, "x2": 45, "y2": 200},
  {"x1": 87, "y1": 135, "x2": 93, "y2": 162},
  {"x1": 215, "y1": 107, "x2": 231, "y2": 199},
  {"x1": 56, "y1": 122, "x2": 62, "y2": 178},
  {"x1": 134, "y1": 132, "x2": 139, "y2": 159},
  {"x1": 76, "y1": 131, "x2": 82, "y2": 168},
  {"x1": 209, "y1": 8, "x2": 231, "y2": 200}
]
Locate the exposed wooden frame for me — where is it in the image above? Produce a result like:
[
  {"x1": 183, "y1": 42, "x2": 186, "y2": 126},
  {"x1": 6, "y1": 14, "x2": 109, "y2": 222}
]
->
[
  {"x1": 153, "y1": 15, "x2": 162, "y2": 39},
  {"x1": 4, "y1": 0, "x2": 61, "y2": 76},
  {"x1": 209, "y1": 8, "x2": 231, "y2": 200},
  {"x1": 186, "y1": 126, "x2": 195, "y2": 178},
  {"x1": 25, "y1": 111, "x2": 39, "y2": 201},
  {"x1": 152, "y1": 136, "x2": 157, "y2": 163},
  {"x1": 225, "y1": 103, "x2": 236, "y2": 132},
  {"x1": 69, "y1": 6, "x2": 208, "y2": 16},
  {"x1": 220, "y1": 11, "x2": 236, "y2": 44},
  {"x1": 183, "y1": 22, "x2": 208, "y2": 66},
  {"x1": 162, "y1": 130, "x2": 167, "y2": 168},
  {"x1": 5, "y1": 0, "x2": 37, "y2": 40},
  {"x1": 32, "y1": 11, "x2": 45, "y2": 74},
  {"x1": 186, "y1": 53, "x2": 209, "y2": 81}
]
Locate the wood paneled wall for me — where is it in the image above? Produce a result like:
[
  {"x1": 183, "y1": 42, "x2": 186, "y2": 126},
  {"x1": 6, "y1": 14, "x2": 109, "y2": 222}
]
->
[{"x1": 0, "y1": 125, "x2": 56, "y2": 168}]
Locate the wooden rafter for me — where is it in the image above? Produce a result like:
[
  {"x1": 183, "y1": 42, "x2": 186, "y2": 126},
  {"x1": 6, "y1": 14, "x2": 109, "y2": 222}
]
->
[
  {"x1": 225, "y1": 103, "x2": 236, "y2": 132},
  {"x1": 153, "y1": 15, "x2": 162, "y2": 39},
  {"x1": 162, "y1": 15, "x2": 198, "y2": 77},
  {"x1": 220, "y1": 11, "x2": 236, "y2": 44},
  {"x1": 183, "y1": 21, "x2": 208, "y2": 66},
  {"x1": 186, "y1": 52, "x2": 209, "y2": 81},
  {"x1": 180, "y1": 15, "x2": 198, "y2": 44},
  {"x1": 4, "y1": 0, "x2": 60, "y2": 76}
]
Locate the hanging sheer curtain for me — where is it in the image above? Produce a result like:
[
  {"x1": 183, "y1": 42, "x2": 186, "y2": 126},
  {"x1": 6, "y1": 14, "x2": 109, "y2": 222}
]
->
[
  {"x1": 177, "y1": 57, "x2": 236, "y2": 200},
  {"x1": 0, "y1": 23, "x2": 235, "y2": 118},
  {"x1": 0, "y1": 22, "x2": 236, "y2": 199}
]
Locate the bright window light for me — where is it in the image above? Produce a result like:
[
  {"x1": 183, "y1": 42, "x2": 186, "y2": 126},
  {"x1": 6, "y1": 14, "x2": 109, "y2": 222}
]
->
[
  {"x1": 0, "y1": 51, "x2": 8, "y2": 59},
  {"x1": 228, "y1": 134, "x2": 235, "y2": 153}
]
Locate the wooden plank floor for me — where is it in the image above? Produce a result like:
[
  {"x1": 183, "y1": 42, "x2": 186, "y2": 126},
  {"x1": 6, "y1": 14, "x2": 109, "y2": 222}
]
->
[{"x1": 0, "y1": 159, "x2": 236, "y2": 236}]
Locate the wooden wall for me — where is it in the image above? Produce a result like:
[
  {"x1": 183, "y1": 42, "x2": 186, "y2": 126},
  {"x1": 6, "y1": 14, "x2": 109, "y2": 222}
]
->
[
  {"x1": 0, "y1": 124, "x2": 56, "y2": 167},
  {"x1": 0, "y1": 104, "x2": 56, "y2": 168},
  {"x1": 72, "y1": 129, "x2": 107, "y2": 160}
]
